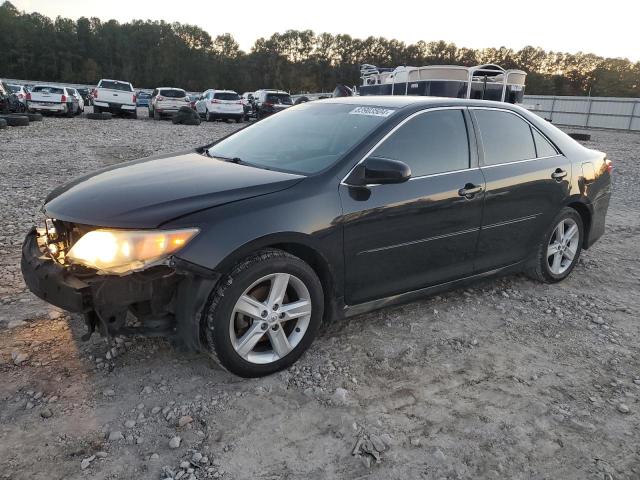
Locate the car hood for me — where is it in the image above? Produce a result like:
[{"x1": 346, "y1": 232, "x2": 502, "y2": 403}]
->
[{"x1": 44, "y1": 149, "x2": 304, "y2": 228}]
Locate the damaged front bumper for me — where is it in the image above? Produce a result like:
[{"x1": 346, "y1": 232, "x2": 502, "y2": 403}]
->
[{"x1": 20, "y1": 227, "x2": 219, "y2": 350}]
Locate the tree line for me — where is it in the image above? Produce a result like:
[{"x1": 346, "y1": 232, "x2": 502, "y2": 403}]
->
[{"x1": 1, "y1": 1, "x2": 638, "y2": 97}]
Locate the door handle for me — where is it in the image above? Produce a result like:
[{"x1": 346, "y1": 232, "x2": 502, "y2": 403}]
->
[
  {"x1": 458, "y1": 183, "x2": 483, "y2": 199},
  {"x1": 551, "y1": 169, "x2": 567, "y2": 180}
]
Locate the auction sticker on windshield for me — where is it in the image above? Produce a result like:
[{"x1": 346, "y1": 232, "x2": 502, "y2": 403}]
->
[{"x1": 349, "y1": 106, "x2": 395, "y2": 117}]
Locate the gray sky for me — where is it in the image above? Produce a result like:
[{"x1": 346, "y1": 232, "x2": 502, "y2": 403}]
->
[{"x1": 10, "y1": 0, "x2": 639, "y2": 61}]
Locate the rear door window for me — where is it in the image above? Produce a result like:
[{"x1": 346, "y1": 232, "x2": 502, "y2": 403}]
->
[
  {"x1": 371, "y1": 109, "x2": 470, "y2": 177},
  {"x1": 214, "y1": 92, "x2": 240, "y2": 101},
  {"x1": 532, "y1": 128, "x2": 558, "y2": 158},
  {"x1": 474, "y1": 109, "x2": 536, "y2": 165}
]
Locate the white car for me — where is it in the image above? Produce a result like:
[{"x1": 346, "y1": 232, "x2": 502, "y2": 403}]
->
[
  {"x1": 195, "y1": 90, "x2": 243, "y2": 123},
  {"x1": 92, "y1": 79, "x2": 137, "y2": 118},
  {"x1": 67, "y1": 88, "x2": 85, "y2": 114},
  {"x1": 27, "y1": 85, "x2": 79, "y2": 116},
  {"x1": 148, "y1": 87, "x2": 189, "y2": 120}
]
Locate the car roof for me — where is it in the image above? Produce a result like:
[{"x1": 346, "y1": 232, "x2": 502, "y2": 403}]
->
[
  {"x1": 212, "y1": 89, "x2": 237, "y2": 93},
  {"x1": 321, "y1": 95, "x2": 525, "y2": 112},
  {"x1": 100, "y1": 79, "x2": 132, "y2": 84},
  {"x1": 33, "y1": 85, "x2": 66, "y2": 89},
  {"x1": 157, "y1": 87, "x2": 186, "y2": 91}
]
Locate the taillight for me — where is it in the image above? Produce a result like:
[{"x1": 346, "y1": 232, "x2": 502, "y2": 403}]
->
[
  {"x1": 605, "y1": 158, "x2": 613, "y2": 174},
  {"x1": 264, "y1": 102, "x2": 273, "y2": 107},
  {"x1": 211, "y1": 99, "x2": 220, "y2": 103},
  {"x1": 18, "y1": 93, "x2": 24, "y2": 99},
  {"x1": 61, "y1": 94, "x2": 67, "y2": 103},
  {"x1": 132, "y1": 94, "x2": 136, "y2": 103},
  {"x1": 93, "y1": 89, "x2": 97, "y2": 98},
  {"x1": 157, "y1": 95, "x2": 165, "y2": 101},
  {"x1": 26, "y1": 92, "x2": 31, "y2": 101}
]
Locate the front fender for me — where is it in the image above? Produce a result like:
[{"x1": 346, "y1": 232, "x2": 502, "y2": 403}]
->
[{"x1": 164, "y1": 181, "x2": 344, "y2": 293}]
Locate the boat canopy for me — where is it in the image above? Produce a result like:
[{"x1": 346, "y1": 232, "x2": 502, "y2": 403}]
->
[{"x1": 358, "y1": 63, "x2": 527, "y2": 103}]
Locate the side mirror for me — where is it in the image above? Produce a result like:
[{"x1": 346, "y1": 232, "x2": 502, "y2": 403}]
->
[{"x1": 345, "y1": 156, "x2": 411, "y2": 186}]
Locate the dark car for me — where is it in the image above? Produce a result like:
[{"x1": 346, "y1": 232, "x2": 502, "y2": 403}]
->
[
  {"x1": 77, "y1": 87, "x2": 90, "y2": 103},
  {"x1": 21, "y1": 97, "x2": 611, "y2": 377},
  {"x1": 0, "y1": 80, "x2": 10, "y2": 113}
]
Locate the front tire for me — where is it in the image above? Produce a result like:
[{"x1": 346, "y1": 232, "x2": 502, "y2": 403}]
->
[
  {"x1": 204, "y1": 249, "x2": 324, "y2": 378},
  {"x1": 527, "y1": 207, "x2": 584, "y2": 283}
]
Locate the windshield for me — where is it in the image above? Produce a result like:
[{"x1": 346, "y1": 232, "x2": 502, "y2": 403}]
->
[
  {"x1": 8, "y1": 85, "x2": 21, "y2": 93},
  {"x1": 265, "y1": 93, "x2": 292, "y2": 105},
  {"x1": 32, "y1": 86, "x2": 64, "y2": 94},
  {"x1": 159, "y1": 89, "x2": 186, "y2": 98},
  {"x1": 139, "y1": 92, "x2": 151, "y2": 98},
  {"x1": 207, "y1": 103, "x2": 395, "y2": 174},
  {"x1": 214, "y1": 92, "x2": 240, "y2": 101},
  {"x1": 99, "y1": 80, "x2": 133, "y2": 92}
]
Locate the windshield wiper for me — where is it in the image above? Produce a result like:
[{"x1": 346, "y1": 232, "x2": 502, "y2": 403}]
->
[{"x1": 205, "y1": 151, "x2": 244, "y2": 164}]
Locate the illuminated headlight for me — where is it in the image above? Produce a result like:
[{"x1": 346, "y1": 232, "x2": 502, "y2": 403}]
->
[{"x1": 67, "y1": 228, "x2": 199, "y2": 274}]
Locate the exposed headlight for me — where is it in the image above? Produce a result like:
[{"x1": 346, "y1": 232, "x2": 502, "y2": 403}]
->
[{"x1": 67, "y1": 228, "x2": 199, "y2": 274}]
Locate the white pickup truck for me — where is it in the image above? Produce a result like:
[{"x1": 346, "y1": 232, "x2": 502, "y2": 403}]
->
[
  {"x1": 92, "y1": 79, "x2": 137, "y2": 118},
  {"x1": 27, "y1": 85, "x2": 80, "y2": 116}
]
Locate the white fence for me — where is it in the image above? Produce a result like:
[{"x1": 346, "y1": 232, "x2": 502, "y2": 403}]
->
[{"x1": 523, "y1": 95, "x2": 640, "y2": 131}]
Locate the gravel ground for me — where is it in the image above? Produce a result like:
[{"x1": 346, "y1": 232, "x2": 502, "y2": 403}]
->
[{"x1": 0, "y1": 110, "x2": 639, "y2": 480}]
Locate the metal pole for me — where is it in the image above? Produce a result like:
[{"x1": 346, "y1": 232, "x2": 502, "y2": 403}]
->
[
  {"x1": 585, "y1": 97, "x2": 593, "y2": 128},
  {"x1": 629, "y1": 101, "x2": 638, "y2": 131},
  {"x1": 550, "y1": 97, "x2": 556, "y2": 123}
]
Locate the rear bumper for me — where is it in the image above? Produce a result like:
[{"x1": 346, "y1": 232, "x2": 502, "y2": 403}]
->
[
  {"x1": 93, "y1": 101, "x2": 136, "y2": 111},
  {"x1": 585, "y1": 192, "x2": 610, "y2": 248},
  {"x1": 29, "y1": 103, "x2": 65, "y2": 112}
]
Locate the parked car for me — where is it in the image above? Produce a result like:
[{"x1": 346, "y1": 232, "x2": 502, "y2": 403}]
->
[
  {"x1": 253, "y1": 89, "x2": 293, "y2": 119},
  {"x1": 67, "y1": 88, "x2": 85, "y2": 114},
  {"x1": 20, "y1": 97, "x2": 611, "y2": 378},
  {"x1": 195, "y1": 89, "x2": 243, "y2": 122},
  {"x1": 148, "y1": 87, "x2": 189, "y2": 119},
  {"x1": 240, "y1": 92, "x2": 255, "y2": 119},
  {"x1": 136, "y1": 91, "x2": 151, "y2": 107},
  {"x1": 27, "y1": 85, "x2": 79, "y2": 116},
  {"x1": 0, "y1": 80, "x2": 9, "y2": 113},
  {"x1": 7, "y1": 84, "x2": 28, "y2": 111},
  {"x1": 92, "y1": 79, "x2": 137, "y2": 118},
  {"x1": 187, "y1": 94, "x2": 200, "y2": 110},
  {"x1": 76, "y1": 87, "x2": 91, "y2": 104}
]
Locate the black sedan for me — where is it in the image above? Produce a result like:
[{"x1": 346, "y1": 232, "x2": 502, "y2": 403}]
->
[{"x1": 21, "y1": 97, "x2": 611, "y2": 377}]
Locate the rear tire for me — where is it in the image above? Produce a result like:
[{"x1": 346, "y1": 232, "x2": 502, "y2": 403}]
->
[
  {"x1": 0, "y1": 114, "x2": 29, "y2": 126},
  {"x1": 205, "y1": 110, "x2": 212, "y2": 122},
  {"x1": 24, "y1": 112, "x2": 43, "y2": 122},
  {"x1": 204, "y1": 249, "x2": 324, "y2": 378},
  {"x1": 527, "y1": 207, "x2": 584, "y2": 283},
  {"x1": 0, "y1": 118, "x2": 6, "y2": 129}
]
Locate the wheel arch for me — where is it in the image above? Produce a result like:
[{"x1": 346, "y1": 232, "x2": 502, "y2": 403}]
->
[
  {"x1": 565, "y1": 198, "x2": 592, "y2": 249},
  {"x1": 213, "y1": 232, "x2": 339, "y2": 320}
]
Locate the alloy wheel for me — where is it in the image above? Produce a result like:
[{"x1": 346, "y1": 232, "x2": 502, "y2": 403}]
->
[
  {"x1": 229, "y1": 273, "x2": 312, "y2": 364},
  {"x1": 547, "y1": 218, "x2": 580, "y2": 275}
]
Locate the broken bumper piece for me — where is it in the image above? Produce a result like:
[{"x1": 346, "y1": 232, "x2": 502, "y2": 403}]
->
[{"x1": 20, "y1": 227, "x2": 219, "y2": 350}]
